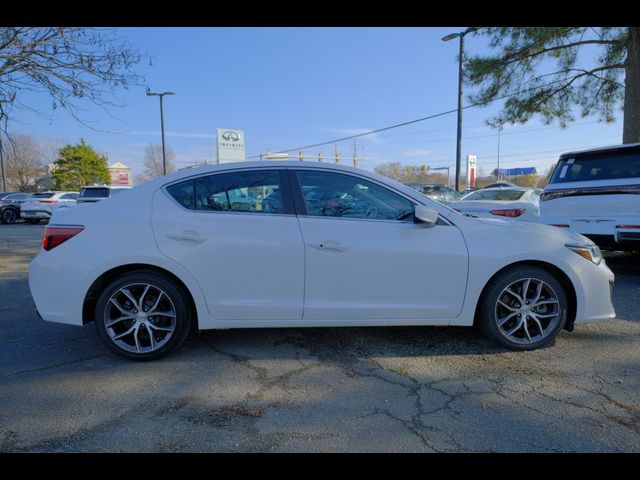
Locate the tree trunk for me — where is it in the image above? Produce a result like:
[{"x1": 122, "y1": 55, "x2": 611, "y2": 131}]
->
[{"x1": 623, "y1": 27, "x2": 640, "y2": 144}]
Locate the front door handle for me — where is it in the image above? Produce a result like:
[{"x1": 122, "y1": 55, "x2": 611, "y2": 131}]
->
[
  {"x1": 309, "y1": 242, "x2": 349, "y2": 252},
  {"x1": 166, "y1": 230, "x2": 208, "y2": 244}
]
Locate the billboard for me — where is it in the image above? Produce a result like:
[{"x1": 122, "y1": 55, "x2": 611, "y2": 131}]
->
[
  {"x1": 216, "y1": 129, "x2": 245, "y2": 163},
  {"x1": 466, "y1": 155, "x2": 477, "y2": 189}
]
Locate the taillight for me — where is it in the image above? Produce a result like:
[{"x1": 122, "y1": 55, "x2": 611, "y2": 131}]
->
[
  {"x1": 39, "y1": 199, "x2": 59, "y2": 204},
  {"x1": 42, "y1": 225, "x2": 84, "y2": 251},
  {"x1": 489, "y1": 208, "x2": 525, "y2": 218}
]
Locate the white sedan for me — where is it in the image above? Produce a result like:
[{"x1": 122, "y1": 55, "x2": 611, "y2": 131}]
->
[
  {"x1": 29, "y1": 162, "x2": 615, "y2": 360},
  {"x1": 449, "y1": 187, "x2": 542, "y2": 222},
  {"x1": 20, "y1": 191, "x2": 79, "y2": 224}
]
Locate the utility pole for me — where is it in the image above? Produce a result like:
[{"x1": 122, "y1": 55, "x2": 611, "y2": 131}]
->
[
  {"x1": 497, "y1": 123, "x2": 503, "y2": 178},
  {"x1": 353, "y1": 140, "x2": 357, "y2": 167},
  {"x1": 334, "y1": 144, "x2": 340, "y2": 164},
  {"x1": 0, "y1": 133, "x2": 6, "y2": 192}
]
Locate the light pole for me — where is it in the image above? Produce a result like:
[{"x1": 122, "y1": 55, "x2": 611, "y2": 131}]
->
[
  {"x1": 442, "y1": 27, "x2": 478, "y2": 192},
  {"x1": 146, "y1": 88, "x2": 175, "y2": 176}
]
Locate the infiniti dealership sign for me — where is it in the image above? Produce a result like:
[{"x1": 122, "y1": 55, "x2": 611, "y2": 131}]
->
[{"x1": 216, "y1": 128, "x2": 245, "y2": 163}]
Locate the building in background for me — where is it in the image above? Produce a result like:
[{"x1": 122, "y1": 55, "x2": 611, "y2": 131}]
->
[
  {"x1": 216, "y1": 129, "x2": 245, "y2": 163},
  {"x1": 108, "y1": 162, "x2": 132, "y2": 186}
]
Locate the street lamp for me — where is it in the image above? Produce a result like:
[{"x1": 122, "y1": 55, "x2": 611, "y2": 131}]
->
[
  {"x1": 146, "y1": 88, "x2": 175, "y2": 176},
  {"x1": 442, "y1": 27, "x2": 478, "y2": 192}
]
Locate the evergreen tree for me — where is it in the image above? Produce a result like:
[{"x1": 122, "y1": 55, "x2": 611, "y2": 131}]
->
[
  {"x1": 52, "y1": 139, "x2": 110, "y2": 191},
  {"x1": 465, "y1": 27, "x2": 640, "y2": 143}
]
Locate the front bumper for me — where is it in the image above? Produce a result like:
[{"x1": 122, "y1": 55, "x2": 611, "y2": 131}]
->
[{"x1": 572, "y1": 257, "x2": 616, "y2": 324}]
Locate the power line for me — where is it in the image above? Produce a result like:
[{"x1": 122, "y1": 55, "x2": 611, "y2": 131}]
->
[{"x1": 246, "y1": 78, "x2": 576, "y2": 160}]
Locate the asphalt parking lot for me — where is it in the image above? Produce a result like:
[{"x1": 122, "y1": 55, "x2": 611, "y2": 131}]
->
[{"x1": 1, "y1": 223, "x2": 640, "y2": 452}]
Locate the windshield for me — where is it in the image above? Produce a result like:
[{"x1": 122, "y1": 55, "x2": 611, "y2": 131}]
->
[
  {"x1": 550, "y1": 150, "x2": 640, "y2": 184},
  {"x1": 463, "y1": 189, "x2": 526, "y2": 201},
  {"x1": 80, "y1": 188, "x2": 110, "y2": 198}
]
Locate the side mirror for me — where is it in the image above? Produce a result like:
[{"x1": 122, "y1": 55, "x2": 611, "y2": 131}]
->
[{"x1": 414, "y1": 205, "x2": 439, "y2": 227}]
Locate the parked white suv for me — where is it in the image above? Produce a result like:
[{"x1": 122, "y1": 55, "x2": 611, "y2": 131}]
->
[
  {"x1": 540, "y1": 143, "x2": 640, "y2": 251},
  {"x1": 20, "y1": 191, "x2": 79, "y2": 224}
]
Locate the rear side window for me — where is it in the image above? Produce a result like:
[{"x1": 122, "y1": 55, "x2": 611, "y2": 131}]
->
[
  {"x1": 550, "y1": 150, "x2": 640, "y2": 184},
  {"x1": 166, "y1": 181, "x2": 195, "y2": 209},
  {"x1": 166, "y1": 170, "x2": 286, "y2": 214},
  {"x1": 80, "y1": 188, "x2": 110, "y2": 198}
]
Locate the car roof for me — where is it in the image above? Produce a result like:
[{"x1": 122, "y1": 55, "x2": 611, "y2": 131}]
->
[{"x1": 559, "y1": 142, "x2": 640, "y2": 159}]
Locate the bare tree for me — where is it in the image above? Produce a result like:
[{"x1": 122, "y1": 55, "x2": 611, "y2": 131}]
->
[
  {"x1": 5, "y1": 133, "x2": 45, "y2": 191},
  {"x1": 0, "y1": 27, "x2": 145, "y2": 136},
  {"x1": 143, "y1": 143, "x2": 176, "y2": 179}
]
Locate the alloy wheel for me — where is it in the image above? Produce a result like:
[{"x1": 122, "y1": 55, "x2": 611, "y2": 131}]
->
[
  {"x1": 103, "y1": 283, "x2": 177, "y2": 354},
  {"x1": 494, "y1": 277, "x2": 561, "y2": 345}
]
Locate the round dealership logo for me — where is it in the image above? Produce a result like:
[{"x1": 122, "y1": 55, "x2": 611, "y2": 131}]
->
[{"x1": 222, "y1": 131, "x2": 241, "y2": 142}]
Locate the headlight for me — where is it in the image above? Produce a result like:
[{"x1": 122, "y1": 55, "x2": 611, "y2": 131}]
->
[{"x1": 566, "y1": 243, "x2": 602, "y2": 265}]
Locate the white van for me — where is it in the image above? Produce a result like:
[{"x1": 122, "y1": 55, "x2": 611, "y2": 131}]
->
[{"x1": 540, "y1": 143, "x2": 640, "y2": 251}]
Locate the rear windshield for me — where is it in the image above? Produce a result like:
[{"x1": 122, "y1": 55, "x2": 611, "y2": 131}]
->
[
  {"x1": 31, "y1": 192, "x2": 55, "y2": 198},
  {"x1": 463, "y1": 190, "x2": 526, "y2": 201},
  {"x1": 550, "y1": 150, "x2": 640, "y2": 184},
  {"x1": 80, "y1": 188, "x2": 110, "y2": 198}
]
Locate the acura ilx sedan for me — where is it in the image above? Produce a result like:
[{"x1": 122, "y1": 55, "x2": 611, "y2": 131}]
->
[{"x1": 29, "y1": 161, "x2": 616, "y2": 360}]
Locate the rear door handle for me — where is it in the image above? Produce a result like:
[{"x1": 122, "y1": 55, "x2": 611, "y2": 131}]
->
[
  {"x1": 309, "y1": 242, "x2": 349, "y2": 252},
  {"x1": 166, "y1": 230, "x2": 208, "y2": 244}
]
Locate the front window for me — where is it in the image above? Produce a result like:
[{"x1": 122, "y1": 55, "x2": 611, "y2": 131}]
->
[{"x1": 295, "y1": 170, "x2": 414, "y2": 221}]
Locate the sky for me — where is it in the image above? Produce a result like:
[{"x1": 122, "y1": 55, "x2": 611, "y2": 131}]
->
[{"x1": 8, "y1": 27, "x2": 626, "y2": 184}]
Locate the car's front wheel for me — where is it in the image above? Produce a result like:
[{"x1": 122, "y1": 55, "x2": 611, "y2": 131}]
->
[
  {"x1": 94, "y1": 271, "x2": 193, "y2": 361},
  {"x1": 478, "y1": 265, "x2": 568, "y2": 350}
]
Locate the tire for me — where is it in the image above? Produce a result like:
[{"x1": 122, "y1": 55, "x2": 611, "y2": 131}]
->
[
  {"x1": 1, "y1": 208, "x2": 18, "y2": 224},
  {"x1": 478, "y1": 266, "x2": 568, "y2": 351},
  {"x1": 94, "y1": 270, "x2": 193, "y2": 361}
]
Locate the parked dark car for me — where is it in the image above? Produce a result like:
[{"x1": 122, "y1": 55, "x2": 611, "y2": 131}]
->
[
  {"x1": 404, "y1": 183, "x2": 462, "y2": 204},
  {"x1": 0, "y1": 192, "x2": 31, "y2": 224}
]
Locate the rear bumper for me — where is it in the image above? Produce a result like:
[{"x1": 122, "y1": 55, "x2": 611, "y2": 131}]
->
[
  {"x1": 29, "y1": 241, "x2": 96, "y2": 326},
  {"x1": 582, "y1": 233, "x2": 640, "y2": 251}
]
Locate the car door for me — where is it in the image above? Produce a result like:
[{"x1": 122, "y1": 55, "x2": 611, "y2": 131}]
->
[
  {"x1": 291, "y1": 169, "x2": 468, "y2": 322},
  {"x1": 151, "y1": 168, "x2": 305, "y2": 321}
]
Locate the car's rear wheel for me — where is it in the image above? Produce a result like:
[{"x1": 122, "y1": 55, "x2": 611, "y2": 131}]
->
[
  {"x1": 1, "y1": 208, "x2": 18, "y2": 224},
  {"x1": 94, "y1": 271, "x2": 192, "y2": 361},
  {"x1": 478, "y1": 266, "x2": 568, "y2": 350}
]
